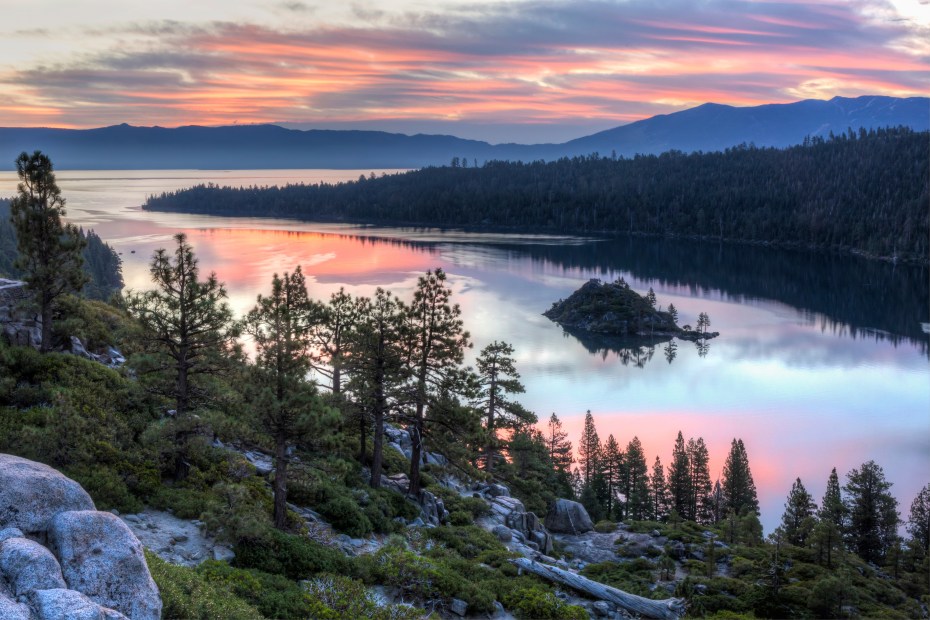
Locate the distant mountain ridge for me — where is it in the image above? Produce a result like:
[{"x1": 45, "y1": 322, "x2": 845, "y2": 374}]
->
[{"x1": 0, "y1": 95, "x2": 926, "y2": 169}]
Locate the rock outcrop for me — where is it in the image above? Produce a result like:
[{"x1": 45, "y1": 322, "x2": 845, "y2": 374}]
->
[
  {"x1": 544, "y1": 498, "x2": 595, "y2": 534},
  {"x1": 0, "y1": 454, "x2": 161, "y2": 620},
  {"x1": 0, "y1": 280, "x2": 41, "y2": 349},
  {"x1": 0, "y1": 454, "x2": 95, "y2": 536}
]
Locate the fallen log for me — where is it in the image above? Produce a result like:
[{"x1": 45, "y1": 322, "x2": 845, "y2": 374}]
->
[{"x1": 511, "y1": 557, "x2": 686, "y2": 620}]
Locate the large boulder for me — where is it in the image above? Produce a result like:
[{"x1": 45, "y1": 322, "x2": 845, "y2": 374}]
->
[
  {"x1": 48, "y1": 511, "x2": 161, "y2": 620},
  {"x1": 544, "y1": 499, "x2": 594, "y2": 534},
  {"x1": 0, "y1": 537, "x2": 67, "y2": 596},
  {"x1": 0, "y1": 595, "x2": 30, "y2": 620},
  {"x1": 0, "y1": 454, "x2": 95, "y2": 535},
  {"x1": 28, "y1": 589, "x2": 127, "y2": 620},
  {"x1": 487, "y1": 496, "x2": 553, "y2": 554}
]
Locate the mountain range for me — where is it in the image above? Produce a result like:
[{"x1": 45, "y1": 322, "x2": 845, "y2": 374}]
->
[{"x1": 0, "y1": 95, "x2": 926, "y2": 170}]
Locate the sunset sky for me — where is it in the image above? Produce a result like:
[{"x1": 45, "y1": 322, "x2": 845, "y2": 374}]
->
[{"x1": 1, "y1": 0, "x2": 928, "y2": 142}]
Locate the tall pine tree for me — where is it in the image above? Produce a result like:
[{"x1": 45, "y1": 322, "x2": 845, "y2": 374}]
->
[
  {"x1": 667, "y1": 431, "x2": 692, "y2": 519},
  {"x1": 578, "y1": 410, "x2": 601, "y2": 487},
  {"x1": 780, "y1": 477, "x2": 817, "y2": 546},
  {"x1": 722, "y1": 438, "x2": 759, "y2": 515},
  {"x1": 406, "y1": 268, "x2": 470, "y2": 495},
  {"x1": 624, "y1": 437, "x2": 650, "y2": 521},
  {"x1": 10, "y1": 151, "x2": 87, "y2": 352},
  {"x1": 475, "y1": 341, "x2": 533, "y2": 472},
  {"x1": 546, "y1": 413, "x2": 574, "y2": 474},
  {"x1": 688, "y1": 437, "x2": 713, "y2": 523},
  {"x1": 649, "y1": 456, "x2": 669, "y2": 521},
  {"x1": 602, "y1": 435, "x2": 623, "y2": 518},
  {"x1": 843, "y1": 460, "x2": 899, "y2": 564},
  {"x1": 814, "y1": 467, "x2": 846, "y2": 568}
]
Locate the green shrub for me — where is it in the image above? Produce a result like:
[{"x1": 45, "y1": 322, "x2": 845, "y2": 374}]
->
[
  {"x1": 68, "y1": 465, "x2": 144, "y2": 513},
  {"x1": 502, "y1": 583, "x2": 587, "y2": 619},
  {"x1": 304, "y1": 573, "x2": 424, "y2": 620},
  {"x1": 197, "y1": 560, "x2": 315, "y2": 618},
  {"x1": 233, "y1": 529, "x2": 352, "y2": 580},
  {"x1": 319, "y1": 495, "x2": 372, "y2": 537},
  {"x1": 594, "y1": 520, "x2": 618, "y2": 533},
  {"x1": 449, "y1": 510, "x2": 472, "y2": 526},
  {"x1": 145, "y1": 551, "x2": 262, "y2": 620}
]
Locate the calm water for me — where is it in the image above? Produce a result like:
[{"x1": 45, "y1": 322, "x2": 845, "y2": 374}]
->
[{"x1": 1, "y1": 169, "x2": 927, "y2": 533}]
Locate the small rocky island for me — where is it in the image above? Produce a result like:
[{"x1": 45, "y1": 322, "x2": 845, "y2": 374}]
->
[{"x1": 544, "y1": 278, "x2": 719, "y2": 341}]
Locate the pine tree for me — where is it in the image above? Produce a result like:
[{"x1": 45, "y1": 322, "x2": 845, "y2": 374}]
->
[
  {"x1": 127, "y1": 233, "x2": 239, "y2": 416},
  {"x1": 345, "y1": 288, "x2": 409, "y2": 488},
  {"x1": 310, "y1": 287, "x2": 359, "y2": 395},
  {"x1": 906, "y1": 483, "x2": 930, "y2": 557},
  {"x1": 475, "y1": 341, "x2": 534, "y2": 472},
  {"x1": 667, "y1": 303, "x2": 679, "y2": 325},
  {"x1": 406, "y1": 268, "x2": 470, "y2": 495},
  {"x1": 578, "y1": 410, "x2": 601, "y2": 486},
  {"x1": 843, "y1": 460, "x2": 899, "y2": 564},
  {"x1": 688, "y1": 437, "x2": 713, "y2": 523},
  {"x1": 602, "y1": 435, "x2": 623, "y2": 518},
  {"x1": 709, "y1": 479, "x2": 724, "y2": 524},
  {"x1": 722, "y1": 438, "x2": 759, "y2": 515},
  {"x1": 546, "y1": 413, "x2": 573, "y2": 474},
  {"x1": 10, "y1": 150, "x2": 87, "y2": 352},
  {"x1": 646, "y1": 287, "x2": 657, "y2": 308},
  {"x1": 780, "y1": 477, "x2": 817, "y2": 546},
  {"x1": 624, "y1": 437, "x2": 650, "y2": 520},
  {"x1": 246, "y1": 267, "x2": 333, "y2": 529},
  {"x1": 814, "y1": 467, "x2": 846, "y2": 568},
  {"x1": 649, "y1": 456, "x2": 669, "y2": 521},
  {"x1": 667, "y1": 431, "x2": 692, "y2": 519}
]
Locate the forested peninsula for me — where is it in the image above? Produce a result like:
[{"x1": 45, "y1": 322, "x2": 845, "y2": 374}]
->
[{"x1": 144, "y1": 127, "x2": 930, "y2": 265}]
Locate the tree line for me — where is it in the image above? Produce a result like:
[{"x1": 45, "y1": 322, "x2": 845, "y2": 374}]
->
[
  {"x1": 144, "y1": 126, "x2": 929, "y2": 264},
  {"x1": 554, "y1": 409, "x2": 929, "y2": 573}
]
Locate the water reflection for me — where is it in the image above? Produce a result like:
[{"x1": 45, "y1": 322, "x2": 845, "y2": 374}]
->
[{"x1": 0, "y1": 170, "x2": 925, "y2": 534}]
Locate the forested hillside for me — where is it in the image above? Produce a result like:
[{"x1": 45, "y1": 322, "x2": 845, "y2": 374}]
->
[
  {"x1": 0, "y1": 198, "x2": 123, "y2": 300},
  {"x1": 145, "y1": 127, "x2": 929, "y2": 264}
]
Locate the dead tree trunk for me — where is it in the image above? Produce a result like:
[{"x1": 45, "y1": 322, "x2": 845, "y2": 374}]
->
[{"x1": 511, "y1": 558, "x2": 686, "y2": 620}]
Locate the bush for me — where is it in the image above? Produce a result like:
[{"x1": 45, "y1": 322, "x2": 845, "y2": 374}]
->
[
  {"x1": 502, "y1": 583, "x2": 587, "y2": 619},
  {"x1": 304, "y1": 573, "x2": 424, "y2": 620},
  {"x1": 233, "y1": 529, "x2": 352, "y2": 580},
  {"x1": 145, "y1": 551, "x2": 262, "y2": 620},
  {"x1": 594, "y1": 520, "x2": 618, "y2": 533},
  {"x1": 449, "y1": 510, "x2": 473, "y2": 526},
  {"x1": 197, "y1": 561, "x2": 316, "y2": 618}
]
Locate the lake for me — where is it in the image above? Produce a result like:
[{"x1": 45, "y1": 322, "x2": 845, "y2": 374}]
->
[{"x1": 1, "y1": 169, "x2": 927, "y2": 533}]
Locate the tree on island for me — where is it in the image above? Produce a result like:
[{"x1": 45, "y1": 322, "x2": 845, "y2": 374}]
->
[
  {"x1": 127, "y1": 233, "x2": 239, "y2": 416},
  {"x1": 10, "y1": 150, "x2": 87, "y2": 352},
  {"x1": 246, "y1": 267, "x2": 334, "y2": 529}
]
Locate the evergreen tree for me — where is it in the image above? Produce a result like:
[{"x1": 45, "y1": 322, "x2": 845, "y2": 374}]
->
[
  {"x1": 602, "y1": 435, "x2": 623, "y2": 518},
  {"x1": 649, "y1": 456, "x2": 669, "y2": 521},
  {"x1": 578, "y1": 410, "x2": 601, "y2": 486},
  {"x1": 406, "y1": 268, "x2": 470, "y2": 495},
  {"x1": 708, "y1": 479, "x2": 724, "y2": 524},
  {"x1": 667, "y1": 431, "x2": 692, "y2": 519},
  {"x1": 843, "y1": 460, "x2": 899, "y2": 564},
  {"x1": 814, "y1": 467, "x2": 846, "y2": 568},
  {"x1": 546, "y1": 413, "x2": 574, "y2": 473},
  {"x1": 475, "y1": 341, "x2": 534, "y2": 472},
  {"x1": 10, "y1": 150, "x2": 87, "y2": 351},
  {"x1": 246, "y1": 267, "x2": 332, "y2": 529},
  {"x1": 688, "y1": 437, "x2": 713, "y2": 523},
  {"x1": 667, "y1": 303, "x2": 678, "y2": 325},
  {"x1": 722, "y1": 438, "x2": 759, "y2": 515},
  {"x1": 310, "y1": 287, "x2": 359, "y2": 395},
  {"x1": 646, "y1": 287, "x2": 657, "y2": 308},
  {"x1": 906, "y1": 483, "x2": 930, "y2": 557},
  {"x1": 780, "y1": 477, "x2": 817, "y2": 546},
  {"x1": 127, "y1": 233, "x2": 239, "y2": 416},
  {"x1": 345, "y1": 288, "x2": 409, "y2": 487},
  {"x1": 623, "y1": 437, "x2": 650, "y2": 521}
]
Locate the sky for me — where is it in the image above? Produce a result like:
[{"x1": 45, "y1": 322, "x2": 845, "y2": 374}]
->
[{"x1": 1, "y1": 0, "x2": 928, "y2": 143}]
